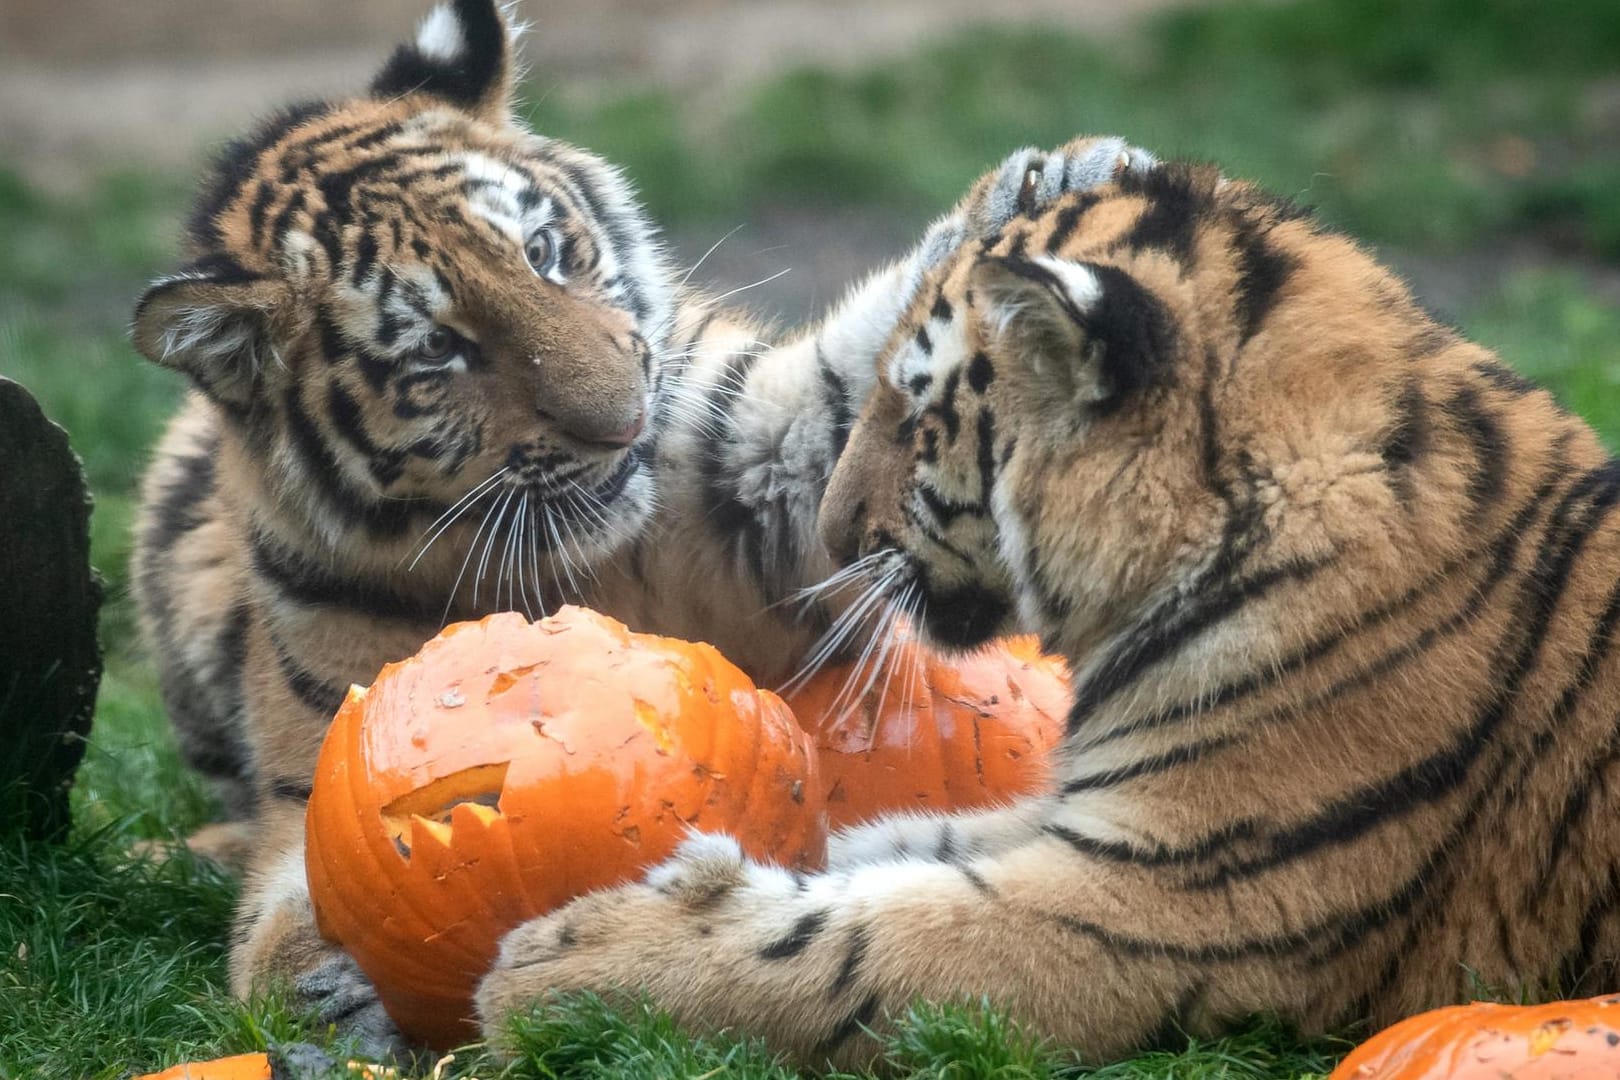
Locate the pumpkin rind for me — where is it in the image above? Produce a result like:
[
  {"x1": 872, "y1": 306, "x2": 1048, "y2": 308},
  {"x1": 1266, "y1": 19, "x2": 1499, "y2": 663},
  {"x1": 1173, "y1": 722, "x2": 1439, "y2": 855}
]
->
[
  {"x1": 305, "y1": 608, "x2": 826, "y2": 1049},
  {"x1": 1328, "y1": 995, "x2": 1620, "y2": 1079},
  {"x1": 785, "y1": 632, "x2": 1068, "y2": 829}
]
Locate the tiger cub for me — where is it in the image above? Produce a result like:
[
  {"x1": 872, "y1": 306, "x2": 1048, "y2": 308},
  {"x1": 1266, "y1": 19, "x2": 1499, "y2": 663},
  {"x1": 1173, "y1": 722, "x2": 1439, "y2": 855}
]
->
[
  {"x1": 130, "y1": 0, "x2": 1145, "y2": 1050},
  {"x1": 477, "y1": 154, "x2": 1620, "y2": 1067}
]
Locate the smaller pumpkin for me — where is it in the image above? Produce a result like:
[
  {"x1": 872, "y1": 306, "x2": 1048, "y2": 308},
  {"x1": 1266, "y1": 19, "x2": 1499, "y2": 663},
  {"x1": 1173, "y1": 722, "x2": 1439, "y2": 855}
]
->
[
  {"x1": 1329, "y1": 995, "x2": 1620, "y2": 1079},
  {"x1": 133, "y1": 1054, "x2": 270, "y2": 1080},
  {"x1": 133, "y1": 1054, "x2": 395, "y2": 1080},
  {"x1": 784, "y1": 631, "x2": 1068, "y2": 829},
  {"x1": 305, "y1": 608, "x2": 825, "y2": 1050}
]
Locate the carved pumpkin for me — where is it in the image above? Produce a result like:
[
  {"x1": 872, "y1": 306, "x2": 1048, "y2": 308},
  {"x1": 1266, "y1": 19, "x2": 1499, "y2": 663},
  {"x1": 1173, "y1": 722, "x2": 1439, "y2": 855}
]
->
[
  {"x1": 784, "y1": 632, "x2": 1068, "y2": 829},
  {"x1": 1328, "y1": 995, "x2": 1620, "y2": 1079},
  {"x1": 304, "y1": 608, "x2": 825, "y2": 1050},
  {"x1": 133, "y1": 1054, "x2": 270, "y2": 1080}
]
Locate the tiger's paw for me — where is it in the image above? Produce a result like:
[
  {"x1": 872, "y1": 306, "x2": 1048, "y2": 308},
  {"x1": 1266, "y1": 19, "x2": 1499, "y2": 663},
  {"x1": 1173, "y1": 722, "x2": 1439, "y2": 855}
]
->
[
  {"x1": 476, "y1": 833, "x2": 816, "y2": 1046},
  {"x1": 291, "y1": 951, "x2": 412, "y2": 1061},
  {"x1": 910, "y1": 136, "x2": 1155, "y2": 284}
]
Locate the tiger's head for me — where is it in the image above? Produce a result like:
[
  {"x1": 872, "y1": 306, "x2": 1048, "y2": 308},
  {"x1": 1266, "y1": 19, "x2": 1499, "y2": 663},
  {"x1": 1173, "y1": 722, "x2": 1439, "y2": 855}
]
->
[
  {"x1": 133, "y1": 0, "x2": 674, "y2": 569},
  {"x1": 821, "y1": 158, "x2": 1490, "y2": 659}
]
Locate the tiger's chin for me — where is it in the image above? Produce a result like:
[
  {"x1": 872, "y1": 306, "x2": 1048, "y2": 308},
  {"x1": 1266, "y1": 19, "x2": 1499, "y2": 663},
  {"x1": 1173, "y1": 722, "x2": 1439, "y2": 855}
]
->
[
  {"x1": 478, "y1": 446, "x2": 655, "y2": 579},
  {"x1": 915, "y1": 580, "x2": 1015, "y2": 652}
]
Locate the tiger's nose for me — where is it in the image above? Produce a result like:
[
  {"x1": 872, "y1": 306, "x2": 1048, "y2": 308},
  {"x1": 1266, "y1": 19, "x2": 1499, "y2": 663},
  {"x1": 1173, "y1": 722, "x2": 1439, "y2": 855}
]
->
[{"x1": 560, "y1": 405, "x2": 645, "y2": 450}]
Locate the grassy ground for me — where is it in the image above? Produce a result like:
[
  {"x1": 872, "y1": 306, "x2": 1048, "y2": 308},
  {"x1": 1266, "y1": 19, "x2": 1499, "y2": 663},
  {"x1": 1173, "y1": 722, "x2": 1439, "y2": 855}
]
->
[{"x1": 2, "y1": 0, "x2": 1619, "y2": 1075}]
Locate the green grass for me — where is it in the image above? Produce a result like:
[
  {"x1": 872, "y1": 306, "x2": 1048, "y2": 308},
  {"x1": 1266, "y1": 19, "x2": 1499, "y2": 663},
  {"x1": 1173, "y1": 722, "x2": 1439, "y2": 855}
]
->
[
  {"x1": 527, "y1": 0, "x2": 1620, "y2": 258},
  {"x1": 2, "y1": 0, "x2": 1618, "y2": 1074}
]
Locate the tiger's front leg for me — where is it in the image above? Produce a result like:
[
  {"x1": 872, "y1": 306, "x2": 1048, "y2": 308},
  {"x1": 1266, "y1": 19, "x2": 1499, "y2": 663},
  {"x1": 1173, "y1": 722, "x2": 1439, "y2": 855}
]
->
[
  {"x1": 826, "y1": 797, "x2": 1057, "y2": 869},
  {"x1": 476, "y1": 826, "x2": 1274, "y2": 1070}
]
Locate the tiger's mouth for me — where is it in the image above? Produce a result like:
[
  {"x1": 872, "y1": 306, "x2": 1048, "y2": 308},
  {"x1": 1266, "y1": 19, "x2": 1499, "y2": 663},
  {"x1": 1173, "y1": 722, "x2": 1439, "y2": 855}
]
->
[
  {"x1": 892, "y1": 553, "x2": 1014, "y2": 653},
  {"x1": 505, "y1": 441, "x2": 645, "y2": 500}
]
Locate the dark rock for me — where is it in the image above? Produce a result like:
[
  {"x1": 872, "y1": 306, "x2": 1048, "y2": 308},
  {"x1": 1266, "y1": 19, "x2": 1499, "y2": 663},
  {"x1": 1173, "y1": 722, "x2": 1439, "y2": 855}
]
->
[{"x1": 0, "y1": 376, "x2": 103, "y2": 841}]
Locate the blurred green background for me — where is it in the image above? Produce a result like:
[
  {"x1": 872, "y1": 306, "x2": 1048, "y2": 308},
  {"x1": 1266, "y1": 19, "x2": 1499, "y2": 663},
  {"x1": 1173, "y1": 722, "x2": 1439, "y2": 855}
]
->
[{"x1": 2, "y1": 0, "x2": 1618, "y2": 1074}]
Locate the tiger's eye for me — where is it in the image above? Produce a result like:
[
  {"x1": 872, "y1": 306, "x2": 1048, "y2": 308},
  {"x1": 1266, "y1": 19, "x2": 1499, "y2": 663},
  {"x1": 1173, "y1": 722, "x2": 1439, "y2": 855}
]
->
[
  {"x1": 525, "y1": 230, "x2": 556, "y2": 274},
  {"x1": 420, "y1": 327, "x2": 455, "y2": 361}
]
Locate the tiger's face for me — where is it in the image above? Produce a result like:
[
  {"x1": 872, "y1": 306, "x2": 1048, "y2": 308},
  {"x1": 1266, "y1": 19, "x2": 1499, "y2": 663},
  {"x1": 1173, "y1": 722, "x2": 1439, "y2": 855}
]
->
[
  {"x1": 133, "y1": 2, "x2": 674, "y2": 568},
  {"x1": 822, "y1": 162, "x2": 1417, "y2": 658}
]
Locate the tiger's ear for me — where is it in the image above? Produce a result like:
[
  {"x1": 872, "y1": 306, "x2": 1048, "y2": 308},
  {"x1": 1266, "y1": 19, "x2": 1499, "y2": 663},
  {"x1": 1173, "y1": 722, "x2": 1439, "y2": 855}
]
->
[
  {"x1": 132, "y1": 261, "x2": 291, "y2": 408},
  {"x1": 973, "y1": 254, "x2": 1174, "y2": 414},
  {"x1": 370, "y1": 0, "x2": 519, "y2": 123}
]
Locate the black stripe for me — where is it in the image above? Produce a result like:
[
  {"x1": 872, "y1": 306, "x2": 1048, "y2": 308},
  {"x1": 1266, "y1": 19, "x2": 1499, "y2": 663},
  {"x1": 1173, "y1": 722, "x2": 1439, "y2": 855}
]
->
[
  {"x1": 1227, "y1": 211, "x2": 1298, "y2": 345},
  {"x1": 1044, "y1": 193, "x2": 1099, "y2": 254},
  {"x1": 1440, "y1": 385, "x2": 1507, "y2": 525},
  {"x1": 975, "y1": 407, "x2": 998, "y2": 505},
  {"x1": 698, "y1": 349, "x2": 774, "y2": 592},
  {"x1": 269, "y1": 777, "x2": 315, "y2": 802},
  {"x1": 268, "y1": 631, "x2": 349, "y2": 718},
  {"x1": 352, "y1": 228, "x2": 380, "y2": 286},
  {"x1": 346, "y1": 121, "x2": 405, "y2": 154},
  {"x1": 815, "y1": 993, "x2": 880, "y2": 1056},
  {"x1": 829, "y1": 924, "x2": 869, "y2": 997},
  {"x1": 816, "y1": 342, "x2": 856, "y2": 461},
  {"x1": 1061, "y1": 734, "x2": 1240, "y2": 794},
  {"x1": 187, "y1": 99, "x2": 329, "y2": 250},
  {"x1": 915, "y1": 483, "x2": 985, "y2": 527},
  {"x1": 268, "y1": 189, "x2": 308, "y2": 249},
  {"x1": 957, "y1": 862, "x2": 996, "y2": 895},
  {"x1": 1142, "y1": 982, "x2": 1205, "y2": 1052},
  {"x1": 1472, "y1": 360, "x2": 1538, "y2": 397},
  {"x1": 1524, "y1": 573, "x2": 1620, "y2": 903},
  {"x1": 247, "y1": 180, "x2": 278, "y2": 248},
  {"x1": 553, "y1": 160, "x2": 651, "y2": 325},
  {"x1": 1383, "y1": 378, "x2": 1429, "y2": 507},
  {"x1": 140, "y1": 439, "x2": 219, "y2": 561},
  {"x1": 1090, "y1": 441, "x2": 1571, "y2": 748},
  {"x1": 1559, "y1": 865, "x2": 1620, "y2": 992},
  {"x1": 1042, "y1": 820, "x2": 1250, "y2": 869},
  {"x1": 1067, "y1": 555, "x2": 1328, "y2": 734},
  {"x1": 966, "y1": 351, "x2": 994, "y2": 395},
  {"x1": 1190, "y1": 459, "x2": 1620, "y2": 890},
  {"x1": 282, "y1": 384, "x2": 417, "y2": 539},
  {"x1": 1114, "y1": 162, "x2": 1217, "y2": 265},
  {"x1": 250, "y1": 529, "x2": 442, "y2": 624},
  {"x1": 927, "y1": 370, "x2": 962, "y2": 441},
  {"x1": 759, "y1": 909, "x2": 830, "y2": 960},
  {"x1": 1045, "y1": 796, "x2": 1479, "y2": 964}
]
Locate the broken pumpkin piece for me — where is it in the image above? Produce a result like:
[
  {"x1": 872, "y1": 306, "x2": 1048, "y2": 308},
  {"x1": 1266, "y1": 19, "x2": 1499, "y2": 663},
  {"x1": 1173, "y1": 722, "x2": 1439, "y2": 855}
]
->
[
  {"x1": 784, "y1": 628, "x2": 1069, "y2": 829},
  {"x1": 304, "y1": 607, "x2": 825, "y2": 1051}
]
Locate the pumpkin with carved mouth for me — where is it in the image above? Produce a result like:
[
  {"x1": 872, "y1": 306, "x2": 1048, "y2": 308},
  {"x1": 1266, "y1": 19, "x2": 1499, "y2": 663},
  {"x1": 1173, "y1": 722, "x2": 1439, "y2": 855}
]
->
[{"x1": 304, "y1": 607, "x2": 825, "y2": 1049}]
